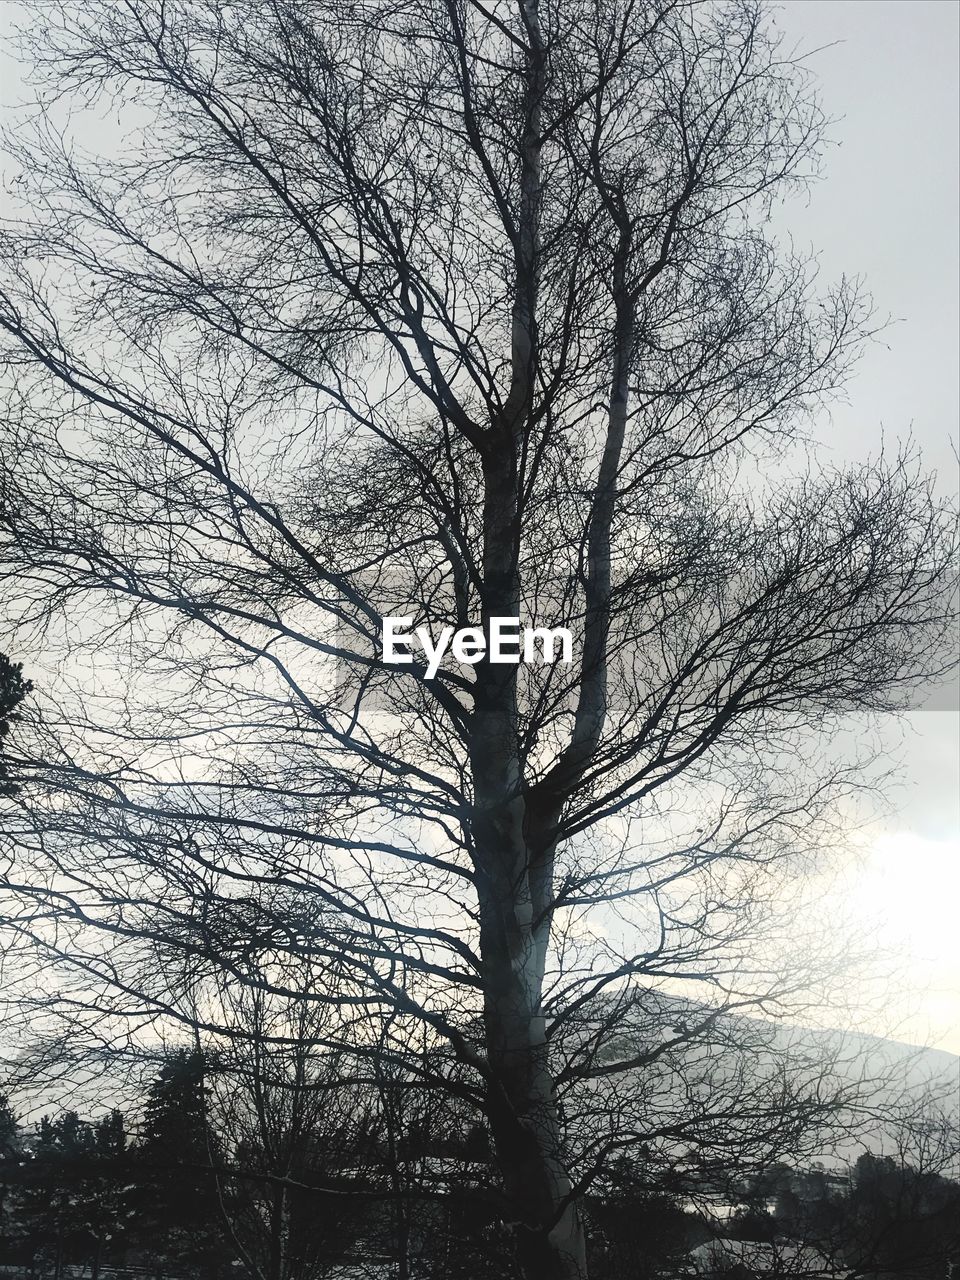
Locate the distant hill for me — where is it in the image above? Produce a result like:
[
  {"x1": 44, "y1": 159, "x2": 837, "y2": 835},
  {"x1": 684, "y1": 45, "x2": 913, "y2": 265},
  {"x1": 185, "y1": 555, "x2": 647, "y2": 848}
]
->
[{"x1": 556, "y1": 987, "x2": 959, "y2": 1172}]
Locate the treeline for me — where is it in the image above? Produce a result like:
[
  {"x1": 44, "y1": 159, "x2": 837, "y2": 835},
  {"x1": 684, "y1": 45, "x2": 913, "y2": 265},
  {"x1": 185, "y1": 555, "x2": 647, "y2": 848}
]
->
[
  {"x1": 1, "y1": 1053, "x2": 227, "y2": 1279},
  {"x1": 0, "y1": 1048, "x2": 522, "y2": 1279},
  {"x1": 719, "y1": 1156, "x2": 960, "y2": 1280},
  {"x1": 1, "y1": 1051, "x2": 957, "y2": 1280}
]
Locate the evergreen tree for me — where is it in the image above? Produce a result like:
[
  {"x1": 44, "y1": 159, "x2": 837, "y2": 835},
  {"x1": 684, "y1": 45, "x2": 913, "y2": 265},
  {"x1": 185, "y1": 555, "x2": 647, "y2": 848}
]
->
[
  {"x1": 94, "y1": 1109, "x2": 127, "y2": 1158},
  {"x1": 0, "y1": 1093, "x2": 17, "y2": 1158},
  {"x1": 13, "y1": 1109, "x2": 132, "y2": 1278},
  {"x1": 0, "y1": 653, "x2": 30, "y2": 797},
  {"x1": 0, "y1": 1093, "x2": 21, "y2": 1258},
  {"x1": 135, "y1": 1049, "x2": 226, "y2": 1277},
  {"x1": 844, "y1": 1151, "x2": 960, "y2": 1277},
  {"x1": 140, "y1": 1048, "x2": 210, "y2": 1162}
]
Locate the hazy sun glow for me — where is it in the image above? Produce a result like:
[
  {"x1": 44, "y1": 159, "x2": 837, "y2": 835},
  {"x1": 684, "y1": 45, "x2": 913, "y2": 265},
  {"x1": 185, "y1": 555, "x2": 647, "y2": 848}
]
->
[{"x1": 840, "y1": 830, "x2": 960, "y2": 1052}]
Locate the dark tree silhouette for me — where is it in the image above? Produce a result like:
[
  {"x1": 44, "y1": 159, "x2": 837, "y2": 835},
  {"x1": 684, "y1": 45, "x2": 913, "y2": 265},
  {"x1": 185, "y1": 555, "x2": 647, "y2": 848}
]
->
[
  {"x1": 0, "y1": 655, "x2": 30, "y2": 797},
  {"x1": 135, "y1": 1049, "x2": 228, "y2": 1275},
  {"x1": 0, "y1": 1093, "x2": 16, "y2": 1159},
  {"x1": 202, "y1": 969, "x2": 385, "y2": 1280},
  {"x1": 0, "y1": 1, "x2": 956, "y2": 1276},
  {"x1": 12, "y1": 1109, "x2": 131, "y2": 1279},
  {"x1": 140, "y1": 1048, "x2": 210, "y2": 1162},
  {"x1": 0, "y1": 1092, "x2": 20, "y2": 1258},
  {"x1": 842, "y1": 1149, "x2": 960, "y2": 1278}
]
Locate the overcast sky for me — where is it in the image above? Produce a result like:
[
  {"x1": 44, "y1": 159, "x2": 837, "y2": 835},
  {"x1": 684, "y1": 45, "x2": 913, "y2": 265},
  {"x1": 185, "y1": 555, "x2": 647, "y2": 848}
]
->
[
  {"x1": 768, "y1": 0, "x2": 959, "y2": 1052},
  {"x1": 1, "y1": 1, "x2": 958, "y2": 1051},
  {"x1": 772, "y1": 1, "x2": 958, "y2": 481}
]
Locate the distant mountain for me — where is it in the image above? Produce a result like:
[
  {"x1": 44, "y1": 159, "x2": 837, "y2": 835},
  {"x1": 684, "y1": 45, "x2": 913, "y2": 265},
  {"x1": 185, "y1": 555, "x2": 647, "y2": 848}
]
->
[{"x1": 556, "y1": 987, "x2": 959, "y2": 1172}]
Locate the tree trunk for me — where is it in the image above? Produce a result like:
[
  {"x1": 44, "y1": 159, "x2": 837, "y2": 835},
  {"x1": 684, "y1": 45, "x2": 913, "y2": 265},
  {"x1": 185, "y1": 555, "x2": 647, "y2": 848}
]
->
[
  {"x1": 472, "y1": 446, "x2": 588, "y2": 1280},
  {"x1": 267, "y1": 1183, "x2": 286, "y2": 1280},
  {"x1": 479, "y1": 902, "x2": 587, "y2": 1280}
]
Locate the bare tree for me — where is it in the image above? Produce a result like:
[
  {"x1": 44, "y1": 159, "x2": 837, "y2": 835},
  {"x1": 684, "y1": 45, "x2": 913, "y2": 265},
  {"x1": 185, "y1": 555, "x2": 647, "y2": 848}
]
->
[
  {"x1": 202, "y1": 967, "x2": 389, "y2": 1280},
  {"x1": 0, "y1": 1, "x2": 955, "y2": 1276}
]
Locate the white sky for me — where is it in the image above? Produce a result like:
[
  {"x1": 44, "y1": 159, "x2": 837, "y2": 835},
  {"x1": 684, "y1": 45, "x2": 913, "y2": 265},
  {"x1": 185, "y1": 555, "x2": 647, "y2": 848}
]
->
[
  {"x1": 769, "y1": 0, "x2": 959, "y2": 1052},
  {"x1": 1, "y1": 2, "x2": 957, "y2": 1052}
]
